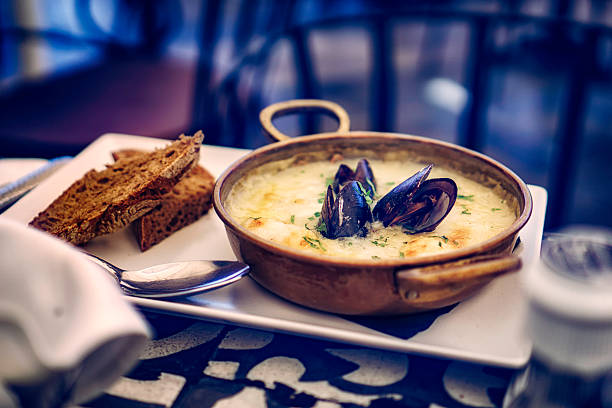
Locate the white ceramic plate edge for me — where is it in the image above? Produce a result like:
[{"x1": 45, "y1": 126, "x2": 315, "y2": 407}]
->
[{"x1": 2, "y1": 133, "x2": 547, "y2": 368}]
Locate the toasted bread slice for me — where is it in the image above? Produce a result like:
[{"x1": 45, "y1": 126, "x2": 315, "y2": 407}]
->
[
  {"x1": 112, "y1": 149, "x2": 215, "y2": 251},
  {"x1": 29, "y1": 132, "x2": 203, "y2": 245}
]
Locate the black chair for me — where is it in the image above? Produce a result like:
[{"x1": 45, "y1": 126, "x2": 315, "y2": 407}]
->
[{"x1": 189, "y1": 0, "x2": 612, "y2": 230}]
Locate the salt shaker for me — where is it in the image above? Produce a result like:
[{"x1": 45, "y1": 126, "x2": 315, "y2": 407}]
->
[{"x1": 504, "y1": 232, "x2": 612, "y2": 407}]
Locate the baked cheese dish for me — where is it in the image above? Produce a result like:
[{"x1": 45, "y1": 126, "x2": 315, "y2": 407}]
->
[{"x1": 226, "y1": 157, "x2": 517, "y2": 260}]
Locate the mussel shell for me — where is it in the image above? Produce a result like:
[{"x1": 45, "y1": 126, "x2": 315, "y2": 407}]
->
[
  {"x1": 372, "y1": 164, "x2": 433, "y2": 227},
  {"x1": 396, "y1": 178, "x2": 458, "y2": 233},
  {"x1": 320, "y1": 185, "x2": 335, "y2": 236},
  {"x1": 332, "y1": 164, "x2": 355, "y2": 194},
  {"x1": 354, "y1": 159, "x2": 376, "y2": 198},
  {"x1": 321, "y1": 181, "x2": 372, "y2": 239},
  {"x1": 332, "y1": 159, "x2": 376, "y2": 198}
]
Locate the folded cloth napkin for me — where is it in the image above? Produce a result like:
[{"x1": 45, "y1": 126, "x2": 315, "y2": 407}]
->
[{"x1": 0, "y1": 217, "x2": 149, "y2": 407}]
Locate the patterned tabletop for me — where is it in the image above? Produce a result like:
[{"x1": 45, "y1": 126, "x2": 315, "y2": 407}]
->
[{"x1": 82, "y1": 310, "x2": 515, "y2": 408}]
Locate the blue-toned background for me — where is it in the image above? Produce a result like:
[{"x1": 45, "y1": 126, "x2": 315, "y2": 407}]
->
[{"x1": 1, "y1": 0, "x2": 611, "y2": 231}]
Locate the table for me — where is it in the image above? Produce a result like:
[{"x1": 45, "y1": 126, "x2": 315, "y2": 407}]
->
[{"x1": 84, "y1": 310, "x2": 515, "y2": 408}]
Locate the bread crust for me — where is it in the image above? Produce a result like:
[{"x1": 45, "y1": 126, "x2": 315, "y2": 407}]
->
[
  {"x1": 112, "y1": 149, "x2": 215, "y2": 251},
  {"x1": 29, "y1": 132, "x2": 204, "y2": 245}
]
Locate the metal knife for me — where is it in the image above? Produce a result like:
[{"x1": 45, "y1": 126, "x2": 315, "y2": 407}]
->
[{"x1": 0, "y1": 156, "x2": 72, "y2": 212}]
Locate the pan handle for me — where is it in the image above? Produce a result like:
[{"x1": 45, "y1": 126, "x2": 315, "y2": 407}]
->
[
  {"x1": 259, "y1": 99, "x2": 351, "y2": 142},
  {"x1": 395, "y1": 254, "x2": 522, "y2": 300}
]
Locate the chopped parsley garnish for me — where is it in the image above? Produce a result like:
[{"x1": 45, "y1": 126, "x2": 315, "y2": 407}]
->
[
  {"x1": 386, "y1": 181, "x2": 395, "y2": 186},
  {"x1": 303, "y1": 236, "x2": 326, "y2": 251},
  {"x1": 355, "y1": 181, "x2": 373, "y2": 205},
  {"x1": 318, "y1": 198, "x2": 324, "y2": 203},
  {"x1": 306, "y1": 216, "x2": 328, "y2": 235},
  {"x1": 366, "y1": 178, "x2": 378, "y2": 197},
  {"x1": 249, "y1": 216, "x2": 262, "y2": 220},
  {"x1": 325, "y1": 177, "x2": 334, "y2": 187},
  {"x1": 399, "y1": 251, "x2": 405, "y2": 258},
  {"x1": 314, "y1": 211, "x2": 321, "y2": 217},
  {"x1": 458, "y1": 194, "x2": 474, "y2": 201},
  {"x1": 371, "y1": 236, "x2": 388, "y2": 247},
  {"x1": 431, "y1": 235, "x2": 449, "y2": 243},
  {"x1": 371, "y1": 255, "x2": 380, "y2": 260},
  {"x1": 438, "y1": 241, "x2": 442, "y2": 247},
  {"x1": 290, "y1": 215, "x2": 295, "y2": 224},
  {"x1": 491, "y1": 208, "x2": 502, "y2": 212},
  {"x1": 460, "y1": 205, "x2": 471, "y2": 215}
]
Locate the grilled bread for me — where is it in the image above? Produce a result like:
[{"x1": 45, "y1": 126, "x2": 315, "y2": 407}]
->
[
  {"x1": 29, "y1": 132, "x2": 203, "y2": 245},
  {"x1": 112, "y1": 149, "x2": 215, "y2": 251}
]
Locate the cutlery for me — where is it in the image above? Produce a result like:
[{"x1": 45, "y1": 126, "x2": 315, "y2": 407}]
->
[
  {"x1": 0, "y1": 156, "x2": 72, "y2": 212},
  {"x1": 83, "y1": 252, "x2": 250, "y2": 299}
]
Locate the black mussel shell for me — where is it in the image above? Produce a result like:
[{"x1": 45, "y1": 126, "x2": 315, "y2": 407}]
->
[
  {"x1": 372, "y1": 164, "x2": 432, "y2": 227},
  {"x1": 354, "y1": 159, "x2": 377, "y2": 198},
  {"x1": 332, "y1": 164, "x2": 355, "y2": 194},
  {"x1": 390, "y1": 178, "x2": 457, "y2": 233},
  {"x1": 320, "y1": 185, "x2": 335, "y2": 235},
  {"x1": 332, "y1": 159, "x2": 377, "y2": 198},
  {"x1": 320, "y1": 181, "x2": 372, "y2": 239}
]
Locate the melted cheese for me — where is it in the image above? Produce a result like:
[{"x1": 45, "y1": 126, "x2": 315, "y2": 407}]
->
[{"x1": 226, "y1": 158, "x2": 517, "y2": 260}]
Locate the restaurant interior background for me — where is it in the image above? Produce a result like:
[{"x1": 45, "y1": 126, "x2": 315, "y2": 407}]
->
[{"x1": 0, "y1": 0, "x2": 611, "y2": 232}]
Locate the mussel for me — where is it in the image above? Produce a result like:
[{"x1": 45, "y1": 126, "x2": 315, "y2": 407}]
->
[
  {"x1": 372, "y1": 164, "x2": 457, "y2": 233},
  {"x1": 319, "y1": 161, "x2": 457, "y2": 240},
  {"x1": 332, "y1": 159, "x2": 377, "y2": 199},
  {"x1": 320, "y1": 181, "x2": 373, "y2": 239}
]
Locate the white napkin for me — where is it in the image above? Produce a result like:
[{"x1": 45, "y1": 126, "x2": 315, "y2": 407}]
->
[
  {"x1": 0, "y1": 159, "x2": 49, "y2": 186},
  {"x1": 0, "y1": 217, "x2": 150, "y2": 406}
]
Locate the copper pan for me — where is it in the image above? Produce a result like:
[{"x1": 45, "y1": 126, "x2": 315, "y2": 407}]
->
[{"x1": 213, "y1": 100, "x2": 532, "y2": 316}]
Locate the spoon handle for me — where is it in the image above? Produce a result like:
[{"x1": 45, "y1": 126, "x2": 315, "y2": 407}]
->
[
  {"x1": 80, "y1": 251, "x2": 250, "y2": 299},
  {"x1": 81, "y1": 252, "x2": 123, "y2": 282}
]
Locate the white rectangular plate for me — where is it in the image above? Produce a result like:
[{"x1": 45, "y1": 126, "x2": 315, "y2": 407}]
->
[{"x1": 3, "y1": 133, "x2": 547, "y2": 368}]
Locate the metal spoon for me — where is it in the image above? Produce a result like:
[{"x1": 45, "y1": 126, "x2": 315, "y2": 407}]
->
[{"x1": 83, "y1": 252, "x2": 250, "y2": 299}]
